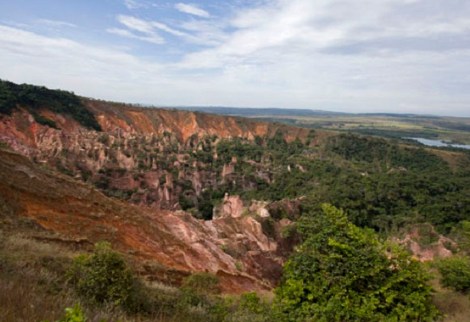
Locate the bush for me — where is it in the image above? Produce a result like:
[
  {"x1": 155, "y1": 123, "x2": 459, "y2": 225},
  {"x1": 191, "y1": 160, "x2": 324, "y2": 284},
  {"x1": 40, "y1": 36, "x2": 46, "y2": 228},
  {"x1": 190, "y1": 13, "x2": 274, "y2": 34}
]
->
[
  {"x1": 220, "y1": 292, "x2": 273, "y2": 322},
  {"x1": 182, "y1": 272, "x2": 220, "y2": 295},
  {"x1": 239, "y1": 292, "x2": 264, "y2": 313},
  {"x1": 260, "y1": 217, "x2": 276, "y2": 239},
  {"x1": 275, "y1": 204, "x2": 439, "y2": 322},
  {"x1": 57, "y1": 304, "x2": 86, "y2": 322},
  {"x1": 450, "y1": 220, "x2": 470, "y2": 255},
  {"x1": 436, "y1": 256, "x2": 470, "y2": 293},
  {"x1": 67, "y1": 242, "x2": 134, "y2": 308}
]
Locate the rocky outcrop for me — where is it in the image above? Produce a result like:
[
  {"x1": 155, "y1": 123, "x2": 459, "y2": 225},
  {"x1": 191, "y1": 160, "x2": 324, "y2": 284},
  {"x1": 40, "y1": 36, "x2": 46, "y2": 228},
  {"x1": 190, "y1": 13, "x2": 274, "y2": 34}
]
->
[
  {"x1": 0, "y1": 99, "x2": 310, "y2": 293},
  {"x1": 0, "y1": 147, "x2": 294, "y2": 292},
  {"x1": 216, "y1": 194, "x2": 245, "y2": 219},
  {"x1": 394, "y1": 224, "x2": 457, "y2": 261},
  {"x1": 0, "y1": 104, "x2": 312, "y2": 212}
]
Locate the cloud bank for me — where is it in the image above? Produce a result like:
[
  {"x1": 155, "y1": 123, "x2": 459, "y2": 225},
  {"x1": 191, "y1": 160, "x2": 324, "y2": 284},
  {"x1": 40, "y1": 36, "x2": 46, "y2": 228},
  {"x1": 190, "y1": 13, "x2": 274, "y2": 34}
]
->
[
  {"x1": 175, "y1": 3, "x2": 210, "y2": 18},
  {"x1": 1, "y1": 0, "x2": 469, "y2": 116}
]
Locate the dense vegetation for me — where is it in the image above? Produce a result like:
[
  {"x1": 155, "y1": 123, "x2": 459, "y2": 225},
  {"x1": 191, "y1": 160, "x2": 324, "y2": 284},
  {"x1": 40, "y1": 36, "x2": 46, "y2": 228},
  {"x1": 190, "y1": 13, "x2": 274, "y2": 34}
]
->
[
  {"x1": 276, "y1": 204, "x2": 438, "y2": 321},
  {"x1": 71, "y1": 128, "x2": 470, "y2": 233},
  {"x1": 18, "y1": 114, "x2": 467, "y2": 319},
  {"x1": 436, "y1": 256, "x2": 470, "y2": 294},
  {"x1": 177, "y1": 133, "x2": 469, "y2": 234},
  {"x1": 0, "y1": 80, "x2": 101, "y2": 130},
  {"x1": 1, "y1": 230, "x2": 444, "y2": 322}
]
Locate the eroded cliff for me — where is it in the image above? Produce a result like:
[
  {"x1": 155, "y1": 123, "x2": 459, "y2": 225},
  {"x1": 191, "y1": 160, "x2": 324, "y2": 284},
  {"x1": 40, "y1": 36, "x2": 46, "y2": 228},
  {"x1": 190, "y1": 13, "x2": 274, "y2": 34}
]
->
[{"x1": 0, "y1": 99, "x2": 312, "y2": 292}]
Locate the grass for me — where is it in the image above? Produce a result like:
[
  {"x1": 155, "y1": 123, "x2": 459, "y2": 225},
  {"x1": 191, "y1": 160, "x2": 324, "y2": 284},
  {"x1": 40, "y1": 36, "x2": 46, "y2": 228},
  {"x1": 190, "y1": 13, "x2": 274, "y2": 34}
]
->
[
  {"x1": 429, "y1": 268, "x2": 470, "y2": 322},
  {"x1": 0, "y1": 231, "x2": 274, "y2": 322},
  {"x1": 433, "y1": 291, "x2": 470, "y2": 322},
  {"x1": 2, "y1": 226, "x2": 469, "y2": 322},
  {"x1": 0, "y1": 268, "x2": 132, "y2": 322},
  {"x1": 0, "y1": 234, "x2": 131, "y2": 322}
]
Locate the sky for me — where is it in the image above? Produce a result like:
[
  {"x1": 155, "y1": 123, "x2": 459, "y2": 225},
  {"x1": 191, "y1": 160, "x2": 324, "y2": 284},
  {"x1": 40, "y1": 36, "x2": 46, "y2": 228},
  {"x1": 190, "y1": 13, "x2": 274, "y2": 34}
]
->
[{"x1": 0, "y1": 0, "x2": 470, "y2": 116}]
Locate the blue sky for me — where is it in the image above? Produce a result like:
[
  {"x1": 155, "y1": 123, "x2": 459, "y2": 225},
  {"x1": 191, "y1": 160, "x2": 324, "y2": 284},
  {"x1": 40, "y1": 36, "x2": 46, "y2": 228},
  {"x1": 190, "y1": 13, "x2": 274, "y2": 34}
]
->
[{"x1": 1, "y1": 0, "x2": 470, "y2": 116}]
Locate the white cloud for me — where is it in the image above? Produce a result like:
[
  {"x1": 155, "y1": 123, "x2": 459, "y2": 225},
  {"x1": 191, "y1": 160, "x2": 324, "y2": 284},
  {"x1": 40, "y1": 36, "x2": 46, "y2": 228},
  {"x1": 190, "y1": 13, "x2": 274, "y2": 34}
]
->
[
  {"x1": 107, "y1": 27, "x2": 164, "y2": 44},
  {"x1": 111, "y1": 15, "x2": 221, "y2": 46},
  {"x1": 0, "y1": 24, "x2": 168, "y2": 100},
  {"x1": 175, "y1": 3, "x2": 210, "y2": 18},
  {"x1": 117, "y1": 15, "x2": 154, "y2": 34},
  {"x1": 123, "y1": 0, "x2": 143, "y2": 10},
  {"x1": 109, "y1": 15, "x2": 165, "y2": 44},
  {"x1": 36, "y1": 19, "x2": 77, "y2": 28},
  {"x1": 152, "y1": 22, "x2": 186, "y2": 37},
  {"x1": 179, "y1": 0, "x2": 470, "y2": 70},
  {"x1": 179, "y1": 20, "x2": 228, "y2": 45},
  {"x1": 2, "y1": 0, "x2": 470, "y2": 116}
]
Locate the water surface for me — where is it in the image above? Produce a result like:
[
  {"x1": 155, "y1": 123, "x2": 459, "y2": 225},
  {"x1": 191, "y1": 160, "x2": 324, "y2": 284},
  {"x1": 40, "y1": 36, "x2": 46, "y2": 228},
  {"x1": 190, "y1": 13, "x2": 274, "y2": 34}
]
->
[{"x1": 406, "y1": 137, "x2": 470, "y2": 150}]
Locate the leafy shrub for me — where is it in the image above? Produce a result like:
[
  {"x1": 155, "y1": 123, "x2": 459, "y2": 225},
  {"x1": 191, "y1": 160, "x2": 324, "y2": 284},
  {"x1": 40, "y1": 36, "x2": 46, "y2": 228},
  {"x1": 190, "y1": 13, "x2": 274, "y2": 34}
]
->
[
  {"x1": 57, "y1": 304, "x2": 86, "y2": 322},
  {"x1": 175, "y1": 273, "x2": 227, "y2": 321},
  {"x1": 238, "y1": 292, "x2": 269, "y2": 315},
  {"x1": 179, "y1": 193, "x2": 196, "y2": 210},
  {"x1": 413, "y1": 223, "x2": 440, "y2": 248},
  {"x1": 450, "y1": 220, "x2": 470, "y2": 255},
  {"x1": 223, "y1": 292, "x2": 272, "y2": 322},
  {"x1": 436, "y1": 256, "x2": 470, "y2": 293},
  {"x1": 260, "y1": 217, "x2": 276, "y2": 239},
  {"x1": 275, "y1": 204, "x2": 439, "y2": 322},
  {"x1": 182, "y1": 272, "x2": 220, "y2": 295},
  {"x1": 31, "y1": 111, "x2": 58, "y2": 128},
  {"x1": 67, "y1": 242, "x2": 134, "y2": 308}
]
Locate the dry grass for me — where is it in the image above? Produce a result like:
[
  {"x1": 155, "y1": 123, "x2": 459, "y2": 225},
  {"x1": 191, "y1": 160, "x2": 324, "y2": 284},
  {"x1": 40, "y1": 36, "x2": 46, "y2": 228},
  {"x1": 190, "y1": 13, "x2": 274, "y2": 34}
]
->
[
  {"x1": 428, "y1": 268, "x2": 470, "y2": 322},
  {"x1": 0, "y1": 233, "x2": 135, "y2": 321},
  {"x1": 3, "y1": 234, "x2": 72, "y2": 257},
  {"x1": 0, "y1": 271, "x2": 75, "y2": 322},
  {"x1": 433, "y1": 291, "x2": 470, "y2": 322},
  {"x1": 0, "y1": 232, "x2": 243, "y2": 322},
  {"x1": 0, "y1": 275, "x2": 135, "y2": 322}
]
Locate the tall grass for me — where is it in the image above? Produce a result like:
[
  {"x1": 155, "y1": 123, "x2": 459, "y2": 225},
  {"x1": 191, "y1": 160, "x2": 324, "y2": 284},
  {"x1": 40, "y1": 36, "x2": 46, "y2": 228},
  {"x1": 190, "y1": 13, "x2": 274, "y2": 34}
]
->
[
  {"x1": 429, "y1": 267, "x2": 470, "y2": 322},
  {"x1": 0, "y1": 234, "x2": 132, "y2": 321},
  {"x1": 0, "y1": 233, "x2": 273, "y2": 322}
]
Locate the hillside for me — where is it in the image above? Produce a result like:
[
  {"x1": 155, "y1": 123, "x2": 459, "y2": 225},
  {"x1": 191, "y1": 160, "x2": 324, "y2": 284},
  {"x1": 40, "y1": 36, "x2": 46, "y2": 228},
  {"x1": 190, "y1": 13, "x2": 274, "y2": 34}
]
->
[
  {"x1": 0, "y1": 146, "x2": 290, "y2": 293},
  {"x1": 1, "y1": 80, "x2": 470, "y2": 321},
  {"x1": 0, "y1": 81, "x2": 316, "y2": 292},
  {"x1": 181, "y1": 106, "x2": 470, "y2": 145}
]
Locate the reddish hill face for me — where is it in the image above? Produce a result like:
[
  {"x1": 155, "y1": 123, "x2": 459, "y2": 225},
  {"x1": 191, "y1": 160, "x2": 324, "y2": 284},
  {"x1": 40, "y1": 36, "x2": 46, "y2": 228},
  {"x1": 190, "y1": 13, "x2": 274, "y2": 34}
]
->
[
  {"x1": 0, "y1": 99, "x2": 312, "y2": 293},
  {"x1": 0, "y1": 145, "x2": 292, "y2": 292},
  {"x1": 0, "y1": 99, "x2": 323, "y2": 211},
  {"x1": 85, "y1": 99, "x2": 310, "y2": 142}
]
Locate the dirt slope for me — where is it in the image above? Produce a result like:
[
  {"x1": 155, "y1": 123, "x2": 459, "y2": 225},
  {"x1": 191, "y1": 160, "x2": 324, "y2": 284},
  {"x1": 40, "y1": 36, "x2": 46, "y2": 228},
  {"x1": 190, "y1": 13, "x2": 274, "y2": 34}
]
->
[
  {"x1": 0, "y1": 147, "x2": 288, "y2": 292},
  {"x1": 86, "y1": 99, "x2": 310, "y2": 142}
]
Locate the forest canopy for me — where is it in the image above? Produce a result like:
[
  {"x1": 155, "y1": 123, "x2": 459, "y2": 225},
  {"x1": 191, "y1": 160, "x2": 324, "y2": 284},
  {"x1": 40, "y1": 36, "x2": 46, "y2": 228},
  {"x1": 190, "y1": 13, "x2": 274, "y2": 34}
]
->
[{"x1": 0, "y1": 79, "x2": 101, "y2": 130}]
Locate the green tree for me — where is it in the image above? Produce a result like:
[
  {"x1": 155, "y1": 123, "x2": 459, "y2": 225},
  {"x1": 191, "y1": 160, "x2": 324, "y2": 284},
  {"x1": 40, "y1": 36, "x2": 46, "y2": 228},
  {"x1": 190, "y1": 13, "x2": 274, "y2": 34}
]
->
[
  {"x1": 68, "y1": 242, "x2": 134, "y2": 307},
  {"x1": 450, "y1": 220, "x2": 470, "y2": 255},
  {"x1": 436, "y1": 256, "x2": 470, "y2": 293},
  {"x1": 275, "y1": 204, "x2": 438, "y2": 322}
]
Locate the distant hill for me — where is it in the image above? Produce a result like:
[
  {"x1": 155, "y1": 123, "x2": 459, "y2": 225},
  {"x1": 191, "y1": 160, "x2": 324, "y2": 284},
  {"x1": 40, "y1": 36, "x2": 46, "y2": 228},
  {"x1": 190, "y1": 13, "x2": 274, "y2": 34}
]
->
[
  {"x1": 173, "y1": 106, "x2": 346, "y2": 117},
  {"x1": 172, "y1": 106, "x2": 439, "y2": 119},
  {"x1": 171, "y1": 106, "x2": 470, "y2": 144}
]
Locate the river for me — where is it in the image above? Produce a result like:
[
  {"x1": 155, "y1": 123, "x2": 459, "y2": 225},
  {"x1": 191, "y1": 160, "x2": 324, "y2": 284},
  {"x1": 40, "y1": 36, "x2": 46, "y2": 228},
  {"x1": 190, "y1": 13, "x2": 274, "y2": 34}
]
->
[{"x1": 405, "y1": 137, "x2": 470, "y2": 150}]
